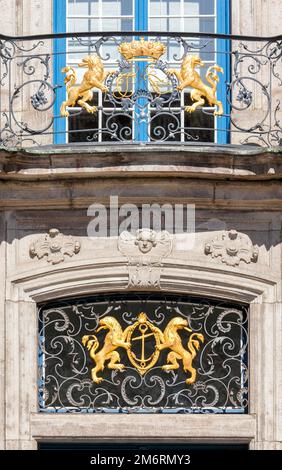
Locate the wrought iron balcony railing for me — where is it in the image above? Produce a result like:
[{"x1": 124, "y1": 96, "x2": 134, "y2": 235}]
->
[{"x1": 0, "y1": 31, "x2": 281, "y2": 149}]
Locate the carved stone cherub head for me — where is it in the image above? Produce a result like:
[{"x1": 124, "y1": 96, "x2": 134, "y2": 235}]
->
[{"x1": 134, "y1": 229, "x2": 157, "y2": 254}]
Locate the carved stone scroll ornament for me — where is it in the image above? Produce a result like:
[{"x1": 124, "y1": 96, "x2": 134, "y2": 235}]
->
[
  {"x1": 118, "y1": 229, "x2": 172, "y2": 287},
  {"x1": 29, "y1": 228, "x2": 81, "y2": 265},
  {"x1": 204, "y1": 229, "x2": 259, "y2": 266}
]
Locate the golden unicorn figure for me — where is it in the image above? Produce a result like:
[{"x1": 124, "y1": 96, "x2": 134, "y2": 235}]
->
[
  {"x1": 60, "y1": 55, "x2": 113, "y2": 117},
  {"x1": 168, "y1": 55, "x2": 224, "y2": 115}
]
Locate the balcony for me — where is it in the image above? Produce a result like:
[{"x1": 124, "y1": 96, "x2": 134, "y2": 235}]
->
[{"x1": 0, "y1": 31, "x2": 281, "y2": 149}]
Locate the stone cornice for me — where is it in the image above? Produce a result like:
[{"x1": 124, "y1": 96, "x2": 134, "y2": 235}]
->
[{"x1": 0, "y1": 144, "x2": 282, "y2": 181}]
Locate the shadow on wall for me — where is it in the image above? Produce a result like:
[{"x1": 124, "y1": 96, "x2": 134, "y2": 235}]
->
[{"x1": 1, "y1": 209, "x2": 280, "y2": 257}]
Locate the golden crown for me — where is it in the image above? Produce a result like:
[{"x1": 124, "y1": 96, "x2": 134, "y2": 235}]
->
[{"x1": 118, "y1": 38, "x2": 166, "y2": 61}]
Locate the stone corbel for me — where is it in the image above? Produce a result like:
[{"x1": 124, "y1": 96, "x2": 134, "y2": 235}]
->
[{"x1": 118, "y1": 228, "x2": 173, "y2": 287}]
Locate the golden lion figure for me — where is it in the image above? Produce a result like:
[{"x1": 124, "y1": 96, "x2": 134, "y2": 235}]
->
[
  {"x1": 82, "y1": 316, "x2": 131, "y2": 384},
  {"x1": 157, "y1": 317, "x2": 204, "y2": 384},
  {"x1": 168, "y1": 55, "x2": 224, "y2": 116},
  {"x1": 60, "y1": 55, "x2": 113, "y2": 117}
]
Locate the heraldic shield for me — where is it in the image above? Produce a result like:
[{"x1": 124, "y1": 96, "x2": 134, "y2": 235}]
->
[{"x1": 82, "y1": 312, "x2": 204, "y2": 385}]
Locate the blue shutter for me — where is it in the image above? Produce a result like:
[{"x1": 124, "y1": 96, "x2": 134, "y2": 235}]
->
[
  {"x1": 216, "y1": 0, "x2": 231, "y2": 144},
  {"x1": 53, "y1": 0, "x2": 67, "y2": 144},
  {"x1": 134, "y1": 0, "x2": 149, "y2": 141}
]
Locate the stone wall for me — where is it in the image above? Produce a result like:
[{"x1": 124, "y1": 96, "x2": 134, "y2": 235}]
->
[
  {"x1": 0, "y1": 145, "x2": 282, "y2": 449},
  {"x1": 0, "y1": 0, "x2": 282, "y2": 451}
]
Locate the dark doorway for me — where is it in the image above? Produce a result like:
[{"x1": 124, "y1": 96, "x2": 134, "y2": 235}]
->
[{"x1": 39, "y1": 443, "x2": 248, "y2": 451}]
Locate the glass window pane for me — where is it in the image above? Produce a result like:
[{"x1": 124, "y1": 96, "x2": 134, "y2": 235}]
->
[
  {"x1": 199, "y1": 39, "x2": 215, "y2": 62},
  {"x1": 167, "y1": 0, "x2": 181, "y2": 16},
  {"x1": 121, "y1": 18, "x2": 133, "y2": 31},
  {"x1": 150, "y1": 18, "x2": 167, "y2": 31},
  {"x1": 150, "y1": 0, "x2": 180, "y2": 16},
  {"x1": 68, "y1": 18, "x2": 90, "y2": 32},
  {"x1": 150, "y1": 0, "x2": 163, "y2": 16},
  {"x1": 102, "y1": 0, "x2": 121, "y2": 16},
  {"x1": 121, "y1": 0, "x2": 133, "y2": 15},
  {"x1": 96, "y1": 17, "x2": 133, "y2": 30},
  {"x1": 184, "y1": 0, "x2": 214, "y2": 16},
  {"x1": 100, "y1": 17, "x2": 120, "y2": 30},
  {"x1": 184, "y1": 0, "x2": 199, "y2": 15},
  {"x1": 184, "y1": 101, "x2": 214, "y2": 142},
  {"x1": 90, "y1": 0, "x2": 99, "y2": 15},
  {"x1": 102, "y1": 0, "x2": 133, "y2": 17},
  {"x1": 67, "y1": 44, "x2": 89, "y2": 63},
  {"x1": 69, "y1": 104, "x2": 99, "y2": 143},
  {"x1": 103, "y1": 41, "x2": 120, "y2": 60},
  {"x1": 68, "y1": 0, "x2": 93, "y2": 16},
  {"x1": 200, "y1": 17, "x2": 215, "y2": 33},
  {"x1": 182, "y1": 17, "x2": 215, "y2": 33},
  {"x1": 168, "y1": 17, "x2": 181, "y2": 31},
  {"x1": 183, "y1": 17, "x2": 200, "y2": 32},
  {"x1": 89, "y1": 18, "x2": 100, "y2": 30}
]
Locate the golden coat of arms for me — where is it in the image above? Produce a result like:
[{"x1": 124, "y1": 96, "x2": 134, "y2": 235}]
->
[
  {"x1": 60, "y1": 38, "x2": 224, "y2": 117},
  {"x1": 82, "y1": 312, "x2": 204, "y2": 385}
]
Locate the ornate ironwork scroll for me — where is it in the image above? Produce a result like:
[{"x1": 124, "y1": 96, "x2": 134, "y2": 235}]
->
[
  {"x1": 0, "y1": 32, "x2": 281, "y2": 147},
  {"x1": 38, "y1": 293, "x2": 248, "y2": 413}
]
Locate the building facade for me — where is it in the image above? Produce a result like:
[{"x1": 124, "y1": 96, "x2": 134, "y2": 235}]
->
[{"x1": 0, "y1": 0, "x2": 282, "y2": 450}]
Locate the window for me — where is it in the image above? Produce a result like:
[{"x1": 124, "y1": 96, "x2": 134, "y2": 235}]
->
[
  {"x1": 38, "y1": 293, "x2": 248, "y2": 413},
  {"x1": 53, "y1": 1, "x2": 230, "y2": 144}
]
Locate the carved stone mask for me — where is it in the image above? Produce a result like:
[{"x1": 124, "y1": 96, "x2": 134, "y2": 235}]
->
[{"x1": 135, "y1": 229, "x2": 157, "y2": 253}]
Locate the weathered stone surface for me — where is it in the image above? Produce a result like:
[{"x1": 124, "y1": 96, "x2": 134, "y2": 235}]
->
[
  {"x1": 0, "y1": 214, "x2": 5, "y2": 450},
  {"x1": 0, "y1": 0, "x2": 282, "y2": 452},
  {"x1": 30, "y1": 413, "x2": 256, "y2": 440},
  {"x1": 1, "y1": 145, "x2": 282, "y2": 179}
]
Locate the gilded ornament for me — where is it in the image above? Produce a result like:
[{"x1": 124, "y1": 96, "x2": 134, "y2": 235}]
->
[
  {"x1": 126, "y1": 313, "x2": 162, "y2": 374},
  {"x1": 157, "y1": 317, "x2": 204, "y2": 385},
  {"x1": 118, "y1": 37, "x2": 166, "y2": 61},
  {"x1": 168, "y1": 55, "x2": 224, "y2": 115},
  {"x1": 82, "y1": 312, "x2": 204, "y2": 385},
  {"x1": 60, "y1": 55, "x2": 114, "y2": 117},
  {"x1": 82, "y1": 316, "x2": 131, "y2": 384}
]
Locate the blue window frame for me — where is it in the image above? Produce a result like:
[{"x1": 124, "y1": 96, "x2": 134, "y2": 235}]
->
[
  {"x1": 53, "y1": 0, "x2": 67, "y2": 144},
  {"x1": 53, "y1": 0, "x2": 230, "y2": 144}
]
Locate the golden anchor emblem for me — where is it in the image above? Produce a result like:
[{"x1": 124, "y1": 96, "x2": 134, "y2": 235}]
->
[
  {"x1": 126, "y1": 313, "x2": 161, "y2": 374},
  {"x1": 82, "y1": 311, "x2": 204, "y2": 384}
]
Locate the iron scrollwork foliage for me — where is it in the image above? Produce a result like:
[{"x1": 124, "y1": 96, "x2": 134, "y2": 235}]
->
[
  {"x1": 1, "y1": 33, "x2": 281, "y2": 147},
  {"x1": 38, "y1": 293, "x2": 248, "y2": 414},
  {"x1": 0, "y1": 38, "x2": 58, "y2": 147}
]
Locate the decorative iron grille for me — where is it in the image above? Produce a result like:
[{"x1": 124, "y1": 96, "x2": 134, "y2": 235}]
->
[
  {"x1": 0, "y1": 31, "x2": 281, "y2": 147},
  {"x1": 38, "y1": 293, "x2": 248, "y2": 413}
]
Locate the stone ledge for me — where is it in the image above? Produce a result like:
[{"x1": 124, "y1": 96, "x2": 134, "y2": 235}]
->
[
  {"x1": 0, "y1": 144, "x2": 282, "y2": 180},
  {"x1": 30, "y1": 413, "x2": 256, "y2": 440}
]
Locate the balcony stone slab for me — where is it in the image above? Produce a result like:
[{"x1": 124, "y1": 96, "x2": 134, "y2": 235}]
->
[{"x1": 0, "y1": 144, "x2": 282, "y2": 180}]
